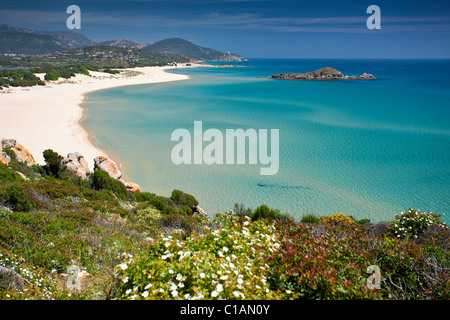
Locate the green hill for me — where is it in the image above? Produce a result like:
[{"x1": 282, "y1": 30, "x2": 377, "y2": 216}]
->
[
  {"x1": 143, "y1": 38, "x2": 246, "y2": 61},
  {"x1": 0, "y1": 31, "x2": 69, "y2": 55}
]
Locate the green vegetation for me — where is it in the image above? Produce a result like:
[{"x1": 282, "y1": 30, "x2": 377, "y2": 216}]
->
[
  {"x1": 0, "y1": 31, "x2": 68, "y2": 55},
  {"x1": 42, "y1": 149, "x2": 65, "y2": 178},
  {"x1": 0, "y1": 147, "x2": 448, "y2": 300},
  {"x1": 0, "y1": 69, "x2": 45, "y2": 88},
  {"x1": 143, "y1": 38, "x2": 245, "y2": 61},
  {"x1": 0, "y1": 45, "x2": 190, "y2": 70},
  {"x1": 90, "y1": 170, "x2": 128, "y2": 201}
]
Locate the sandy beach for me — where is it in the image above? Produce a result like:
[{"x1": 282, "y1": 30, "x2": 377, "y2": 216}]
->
[{"x1": 0, "y1": 64, "x2": 195, "y2": 169}]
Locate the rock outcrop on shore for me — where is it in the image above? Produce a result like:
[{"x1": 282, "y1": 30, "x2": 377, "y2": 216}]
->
[
  {"x1": 271, "y1": 67, "x2": 376, "y2": 81},
  {"x1": 63, "y1": 152, "x2": 91, "y2": 180},
  {"x1": 0, "y1": 137, "x2": 142, "y2": 194},
  {"x1": 93, "y1": 155, "x2": 141, "y2": 193},
  {"x1": 0, "y1": 138, "x2": 37, "y2": 166}
]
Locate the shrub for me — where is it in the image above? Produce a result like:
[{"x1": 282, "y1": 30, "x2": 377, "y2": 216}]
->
[
  {"x1": 44, "y1": 71, "x2": 59, "y2": 81},
  {"x1": 320, "y1": 212, "x2": 356, "y2": 226},
  {"x1": 89, "y1": 170, "x2": 128, "y2": 201},
  {"x1": 0, "y1": 163, "x2": 23, "y2": 183},
  {"x1": 0, "y1": 184, "x2": 33, "y2": 212},
  {"x1": 251, "y1": 204, "x2": 290, "y2": 221},
  {"x1": 2, "y1": 148, "x2": 16, "y2": 160},
  {"x1": 113, "y1": 217, "x2": 283, "y2": 300},
  {"x1": 42, "y1": 149, "x2": 65, "y2": 178},
  {"x1": 388, "y1": 208, "x2": 447, "y2": 239},
  {"x1": 301, "y1": 214, "x2": 320, "y2": 224},
  {"x1": 232, "y1": 203, "x2": 253, "y2": 218},
  {"x1": 132, "y1": 192, "x2": 155, "y2": 203},
  {"x1": 147, "y1": 196, "x2": 177, "y2": 215},
  {"x1": 171, "y1": 189, "x2": 199, "y2": 209},
  {"x1": 267, "y1": 220, "x2": 380, "y2": 299}
]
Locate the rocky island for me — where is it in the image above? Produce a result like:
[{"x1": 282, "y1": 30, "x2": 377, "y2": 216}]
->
[{"x1": 271, "y1": 67, "x2": 376, "y2": 80}]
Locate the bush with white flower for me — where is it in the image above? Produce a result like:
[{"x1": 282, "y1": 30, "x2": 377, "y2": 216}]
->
[
  {"x1": 389, "y1": 208, "x2": 447, "y2": 239},
  {"x1": 114, "y1": 213, "x2": 283, "y2": 300}
]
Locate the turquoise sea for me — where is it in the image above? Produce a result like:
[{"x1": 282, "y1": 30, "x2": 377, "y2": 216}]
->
[{"x1": 84, "y1": 59, "x2": 450, "y2": 223}]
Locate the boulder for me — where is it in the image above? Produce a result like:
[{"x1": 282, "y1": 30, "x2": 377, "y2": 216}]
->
[
  {"x1": 124, "y1": 181, "x2": 141, "y2": 193},
  {"x1": 93, "y1": 156, "x2": 122, "y2": 180},
  {"x1": 62, "y1": 152, "x2": 91, "y2": 180},
  {"x1": 93, "y1": 156, "x2": 141, "y2": 193},
  {"x1": 16, "y1": 171, "x2": 28, "y2": 180},
  {"x1": 193, "y1": 206, "x2": 211, "y2": 222},
  {"x1": 0, "y1": 266, "x2": 32, "y2": 291},
  {"x1": 0, "y1": 152, "x2": 9, "y2": 166},
  {"x1": 13, "y1": 143, "x2": 37, "y2": 166},
  {"x1": 1, "y1": 139, "x2": 37, "y2": 167},
  {"x1": 1, "y1": 139, "x2": 16, "y2": 149}
]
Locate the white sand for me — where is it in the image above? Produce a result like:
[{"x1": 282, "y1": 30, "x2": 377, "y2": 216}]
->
[{"x1": 0, "y1": 64, "x2": 196, "y2": 169}]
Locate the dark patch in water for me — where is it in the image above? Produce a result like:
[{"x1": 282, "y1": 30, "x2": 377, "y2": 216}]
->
[{"x1": 257, "y1": 182, "x2": 312, "y2": 190}]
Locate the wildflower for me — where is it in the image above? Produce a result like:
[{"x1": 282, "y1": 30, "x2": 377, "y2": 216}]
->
[
  {"x1": 125, "y1": 289, "x2": 132, "y2": 295},
  {"x1": 145, "y1": 283, "x2": 153, "y2": 290},
  {"x1": 142, "y1": 291, "x2": 149, "y2": 298},
  {"x1": 220, "y1": 275, "x2": 228, "y2": 280},
  {"x1": 118, "y1": 263, "x2": 128, "y2": 270},
  {"x1": 169, "y1": 269, "x2": 174, "y2": 274},
  {"x1": 211, "y1": 290, "x2": 219, "y2": 298},
  {"x1": 199, "y1": 272, "x2": 206, "y2": 278},
  {"x1": 171, "y1": 290, "x2": 178, "y2": 297}
]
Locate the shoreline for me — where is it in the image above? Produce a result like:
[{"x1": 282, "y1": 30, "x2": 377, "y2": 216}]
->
[{"x1": 0, "y1": 64, "x2": 198, "y2": 171}]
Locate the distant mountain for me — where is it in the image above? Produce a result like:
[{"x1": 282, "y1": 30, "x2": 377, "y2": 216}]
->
[
  {"x1": 143, "y1": 38, "x2": 246, "y2": 61},
  {"x1": 0, "y1": 25, "x2": 245, "y2": 61},
  {"x1": 0, "y1": 24, "x2": 95, "y2": 48},
  {"x1": 0, "y1": 31, "x2": 70, "y2": 55},
  {"x1": 98, "y1": 39, "x2": 145, "y2": 48}
]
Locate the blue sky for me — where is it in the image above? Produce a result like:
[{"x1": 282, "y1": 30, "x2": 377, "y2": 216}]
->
[{"x1": 1, "y1": 0, "x2": 450, "y2": 58}]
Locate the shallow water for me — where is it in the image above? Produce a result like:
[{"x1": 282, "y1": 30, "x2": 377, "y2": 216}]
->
[{"x1": 85, "y1": 59, "x2": 450, "y2": 223}]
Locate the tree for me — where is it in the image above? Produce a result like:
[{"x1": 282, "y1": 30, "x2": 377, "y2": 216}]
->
[{"x1": 43, "y1": 149, "x2": 65, "y2": 178}]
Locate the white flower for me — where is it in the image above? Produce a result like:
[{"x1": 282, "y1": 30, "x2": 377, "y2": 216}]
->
[
  {"x1": 118, "y1": 263, "x2": 128, "y2": 270},
  {"x1": 233, "y1": 291, "x2": 241, "y2": 298},
  {"x1": 144, "y1": 283, "x2": 153, "y2": 290},
  {"x1": 216, "y1": 283, "x2": 223, "y2": 292},
  {"x1": 176, "y1": 273, "x2": 183, "y2": 281},
  {"x1": 125, "y1": 289, "x2": 132, "y2": 295},
  {"x1": 171, "y1": 290, "x2": 178, "y2": 297},
  {"x1": 211, "y1": 290, "x2": 219, "y2": 297},
  {"x1": 220, "y1": 275, "x2": 228, "y2": 280},
  {"x1": 169, "y1": 269, "x2": 174, "y2": 274},
  {"x1": 142, "y1": 291, "x2": 149, "y2": 298},
  {"x1": 237, "y1": 278, "x2": 243, "y2": 285},
  {"x1": 169, "y1": 283, "x2": 177, "y2": 291},
  {"x1": 223, "y1": 246, "x2": 229, "y2": 252},
  {"x1": 199, "y1": 272, "x2": 206, "y2": 278}
]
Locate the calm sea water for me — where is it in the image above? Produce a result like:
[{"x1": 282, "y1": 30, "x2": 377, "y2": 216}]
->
[{"x1": 85, "y1": 59, "x2": 450, "y2": 223}]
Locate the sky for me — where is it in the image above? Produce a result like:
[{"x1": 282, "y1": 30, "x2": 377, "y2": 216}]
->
[{"x1": 0, "y1": 0, "x2": 450, "y2": 59}]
